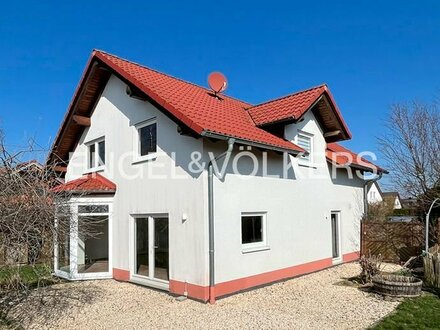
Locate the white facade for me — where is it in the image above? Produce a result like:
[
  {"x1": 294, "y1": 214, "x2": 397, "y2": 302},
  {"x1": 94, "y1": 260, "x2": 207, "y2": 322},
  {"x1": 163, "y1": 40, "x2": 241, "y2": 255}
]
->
[
  {"x1": 56, "y1": 74, "x2": 366, "y2": 301},
  {"x1": 367, "y1": 181, "x2": 383, "y2": 204}
]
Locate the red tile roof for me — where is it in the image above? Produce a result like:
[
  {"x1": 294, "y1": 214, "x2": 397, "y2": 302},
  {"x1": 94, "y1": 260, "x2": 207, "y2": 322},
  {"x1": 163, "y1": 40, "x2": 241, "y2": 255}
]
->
[
  {"x1": 247, "y1": 85, "x2": 351, "y2": 139},
  {"x1": 326, "y1": 143, "x2": 388, "y2": 174},
  {"x1": 248, "y1": 85, "x2": 326, "y2": 125},
  {"x1": 94, "y1": 51, "x2": 303, "y2": 154},
  {"x1": 52, "y1": 173, "x2": 116, "y2": 194}
]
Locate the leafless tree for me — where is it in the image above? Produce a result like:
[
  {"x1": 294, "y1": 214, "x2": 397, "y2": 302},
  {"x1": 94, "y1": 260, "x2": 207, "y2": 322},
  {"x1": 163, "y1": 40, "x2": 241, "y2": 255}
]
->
[
  {"x1": 0, "y1": 128, "x2": 101, "y2": 325},
  {"x1": 378, "y1": 100, "x2": 440, "y2": 211}
]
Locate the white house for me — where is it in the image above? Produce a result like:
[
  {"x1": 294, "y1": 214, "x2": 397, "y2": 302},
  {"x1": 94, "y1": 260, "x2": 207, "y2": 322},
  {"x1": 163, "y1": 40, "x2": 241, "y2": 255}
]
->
[
  {"x1": 382, "y1": 192, "x2": 403, "y2": 209},
  {"x1": 367, "y1": 181, "x2": 384, "y2": 204},
  {"x1": 48, "y1": 50, "x2": 386, "y2": 303},
  {"x1": 366, "y1": 182, "x2": 403, "y2": 210}
]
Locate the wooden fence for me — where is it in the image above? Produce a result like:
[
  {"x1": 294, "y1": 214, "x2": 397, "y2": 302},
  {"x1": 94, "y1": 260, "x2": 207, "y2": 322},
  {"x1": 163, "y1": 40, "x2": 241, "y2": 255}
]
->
[{"x1": 361, "y1": 221, "x2": 425, "y2": 263}]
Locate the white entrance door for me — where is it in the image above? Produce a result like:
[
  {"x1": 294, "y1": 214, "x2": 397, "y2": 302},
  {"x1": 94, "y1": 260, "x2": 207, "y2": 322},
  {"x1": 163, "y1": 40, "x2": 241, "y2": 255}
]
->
[
  {"x1": 331, "y1": 212, "x2": 342, "y2": 262},
  {"x1": 132, "y1": 216, "x2": 169, "y2": 290}
]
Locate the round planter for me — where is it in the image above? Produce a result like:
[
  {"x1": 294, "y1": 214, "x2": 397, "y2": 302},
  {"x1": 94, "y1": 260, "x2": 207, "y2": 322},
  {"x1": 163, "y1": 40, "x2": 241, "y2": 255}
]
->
[{"x1": 372, "y1": 275, "x2": 422, "y2": 297}]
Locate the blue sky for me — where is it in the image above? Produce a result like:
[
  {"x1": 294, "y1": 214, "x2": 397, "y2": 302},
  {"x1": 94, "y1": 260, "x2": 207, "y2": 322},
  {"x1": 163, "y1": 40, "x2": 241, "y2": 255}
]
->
[{"x1": 1, "y1": 1, "x2": 439, "y2": 185}]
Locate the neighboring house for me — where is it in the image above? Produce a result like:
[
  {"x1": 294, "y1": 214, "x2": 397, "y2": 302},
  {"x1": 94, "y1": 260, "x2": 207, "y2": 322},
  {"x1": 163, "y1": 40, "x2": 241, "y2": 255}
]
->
[
  {"x1": 401, "y1": 197, "x2": 418, "y2": 210},
  {"x1": 367, "y1": 181, "x2": 384, "y2": 204},
  {"x1": 48, "y1": 50, "x2": 386, "y2": 303},
  {"x1": 383, "y1": 192, "x2": 403, "y2": 210}
]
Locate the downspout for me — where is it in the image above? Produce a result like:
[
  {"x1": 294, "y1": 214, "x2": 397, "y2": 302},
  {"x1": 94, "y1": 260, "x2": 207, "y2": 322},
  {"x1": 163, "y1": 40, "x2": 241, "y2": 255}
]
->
[{"x1": 208, "y1": 138, "x2": 235, "y2": 304}]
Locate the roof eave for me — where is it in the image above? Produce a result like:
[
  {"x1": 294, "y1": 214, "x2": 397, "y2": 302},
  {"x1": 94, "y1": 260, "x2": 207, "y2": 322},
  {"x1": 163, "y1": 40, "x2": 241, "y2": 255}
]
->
[{"x1": 201, "y1": 130, "x2": 302, "y2": 155}]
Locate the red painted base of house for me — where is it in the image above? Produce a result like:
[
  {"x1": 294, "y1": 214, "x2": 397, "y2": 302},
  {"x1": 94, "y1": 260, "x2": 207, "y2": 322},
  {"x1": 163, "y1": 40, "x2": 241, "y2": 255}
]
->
[
  {"x1": 169, "y1": 251, "x2": 360, "y2": 302},
  {"x1": 113, "y1": 268, "x2": 130, "y2": 281},
  {"x1": 113, "y1": 251, "x2": 360, "y2": 303}
]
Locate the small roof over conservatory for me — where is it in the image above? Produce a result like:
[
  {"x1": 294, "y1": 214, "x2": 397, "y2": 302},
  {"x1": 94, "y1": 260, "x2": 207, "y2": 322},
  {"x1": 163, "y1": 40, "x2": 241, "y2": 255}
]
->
[{"x1": 52, "y1": 173, "x2": 116, "y2": 194}]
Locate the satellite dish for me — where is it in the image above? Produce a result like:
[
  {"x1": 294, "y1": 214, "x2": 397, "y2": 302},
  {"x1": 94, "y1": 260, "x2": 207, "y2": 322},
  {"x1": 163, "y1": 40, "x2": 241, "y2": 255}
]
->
[{"x1": 208, "y1": 72, "x2": 227, "y2": 94}]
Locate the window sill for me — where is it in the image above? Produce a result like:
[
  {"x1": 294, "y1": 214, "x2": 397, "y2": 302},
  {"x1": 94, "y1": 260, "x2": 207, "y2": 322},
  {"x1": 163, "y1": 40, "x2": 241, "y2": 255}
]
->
[
  {"x1": 83, "y1": 167, "x2": 105, "y2": 175},
  {"x1": 242, "y1": 245, "x2": 270, "y2": 254},
  {"x1": 132, "y1": 153, "x2": 158, "y2": 164}
]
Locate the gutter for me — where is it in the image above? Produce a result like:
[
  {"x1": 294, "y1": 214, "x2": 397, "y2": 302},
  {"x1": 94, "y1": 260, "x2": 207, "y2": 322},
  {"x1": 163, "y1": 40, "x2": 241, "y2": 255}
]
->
[
  {"x1": 201, "y1": 131, "x2": 301, "y2": 155},
  {"x1": 207, "y1": 138, "x2": 235, "y2": 304}
]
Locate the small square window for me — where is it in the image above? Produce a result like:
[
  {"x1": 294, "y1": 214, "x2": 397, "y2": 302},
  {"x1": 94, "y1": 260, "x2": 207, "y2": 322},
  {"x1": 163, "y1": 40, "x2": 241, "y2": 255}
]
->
[
  {"x1": 87, "y1": 138, "x2": 105, "y2": 170},
  {"x1": 241, "y1": 213, "x2": 267, "y2": 251},
  {"x1": 139, "y1": 123, "x2": 157, "y2": 156}
]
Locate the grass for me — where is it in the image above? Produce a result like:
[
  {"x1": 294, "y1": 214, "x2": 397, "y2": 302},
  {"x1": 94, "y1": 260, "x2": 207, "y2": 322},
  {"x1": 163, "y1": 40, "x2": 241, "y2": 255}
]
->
[
  {"x1": 373, "y1": 294, "x2": 440, "y2": 329},
  {"x1": 0, "y1": 264, "x2": 54, "y2": 288}
]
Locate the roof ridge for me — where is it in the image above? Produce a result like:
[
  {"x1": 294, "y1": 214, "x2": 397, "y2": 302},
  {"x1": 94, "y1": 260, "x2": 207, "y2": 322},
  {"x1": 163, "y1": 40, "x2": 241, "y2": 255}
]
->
[
  {"x1": 246, "y1": 83, "x2": 327, "y2": 111},
  {"x1": 93, "y1": 49, "x2": 251, "y2": 107}
]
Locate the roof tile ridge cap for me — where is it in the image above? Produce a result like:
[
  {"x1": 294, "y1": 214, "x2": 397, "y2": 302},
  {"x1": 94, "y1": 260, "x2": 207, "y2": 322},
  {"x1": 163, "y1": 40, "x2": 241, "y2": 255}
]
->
[
  {"x1": 246, "y1": 83, "x2": 327, "y2": 111},
  {"x1": 94, "y1": 50, "x2": 252, "y2": 107}
]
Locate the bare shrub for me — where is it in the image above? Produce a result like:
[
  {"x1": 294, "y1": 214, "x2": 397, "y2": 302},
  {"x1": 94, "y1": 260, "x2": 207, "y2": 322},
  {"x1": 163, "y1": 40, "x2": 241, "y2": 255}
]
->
[
  {"x1": 0, "y1": 128, "x2": 86, "y2": 323},
  {"x1": 360, "y1": 253, "x2": 383, "y2": 284}
]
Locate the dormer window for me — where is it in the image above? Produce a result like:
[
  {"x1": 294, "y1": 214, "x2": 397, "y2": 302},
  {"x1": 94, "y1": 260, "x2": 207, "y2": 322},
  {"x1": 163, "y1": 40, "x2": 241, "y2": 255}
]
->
[
  {"x1": 87, "y1": 137, "x2": 105, "y2": 170},
  {"x1": 297, "y1": 131, "x2": 313, "y2": 162}
]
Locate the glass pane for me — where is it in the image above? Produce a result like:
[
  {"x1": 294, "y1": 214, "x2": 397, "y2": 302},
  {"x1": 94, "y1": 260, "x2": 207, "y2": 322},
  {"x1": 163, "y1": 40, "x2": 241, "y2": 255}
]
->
[
  {"x1": 242, "y1": 216, "x2": 263, "y2": 244},
  {"x1": 98, "y1": 141, "x2": 105, "y2": 166},
  {"x1": 56, "y1": 218, "x2": 70, "y2": 272},
  {"x1": 154, "y1": 217, "x2": 169, "y2": 281},
  {"x1": 78, "y1": 204, "x2": 109, "y2": 214},
  {"x1": 139, "y1": 123, "x2": 157, "y2": 156},
  {"x1": 135, "y1": 218, "x2": 149, "y2": 276},
  {"x1": 77, "y1": 216, "x2": 109, "y2": 273},
  {"x1": 89, "y1": 144, "x2": 96, "y2": 168},
  {"x1": 331, "y1": 214, "x2": 339, "y2": 258}
]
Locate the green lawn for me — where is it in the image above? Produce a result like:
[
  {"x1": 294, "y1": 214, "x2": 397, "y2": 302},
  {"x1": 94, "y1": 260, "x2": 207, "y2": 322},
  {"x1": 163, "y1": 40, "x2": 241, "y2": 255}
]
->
[
  {"x1": 373, "y1": 294, "x2": 440, "y2": 329},
  {"x1": 0, "y1": 264, "x2": 53, "y2": 288}
]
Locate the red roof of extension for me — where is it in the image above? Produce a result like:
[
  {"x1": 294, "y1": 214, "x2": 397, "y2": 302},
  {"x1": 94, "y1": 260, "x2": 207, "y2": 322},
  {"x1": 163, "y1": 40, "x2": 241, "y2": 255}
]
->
[
  {"x1": 94, "y1": 51, "x2": 303, "y2": 154},
  {"x1": 248, "y1": 85, "x2": 351, "y2": 138},
  {"x1": 326, "y1": 143, "x2": 388, "y2": 174},
  {"x1": 52, "y1": 173, "x2": 116, "y2": 194}
]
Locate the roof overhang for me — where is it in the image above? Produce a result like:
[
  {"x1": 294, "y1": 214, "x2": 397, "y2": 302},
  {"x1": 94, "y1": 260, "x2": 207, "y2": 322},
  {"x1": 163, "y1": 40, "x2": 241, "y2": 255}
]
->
[
  {"x1": 201, "y1": 131, "x2": 302, "y2": 155},
  {"x1": 47, "y1": 51, "x2": 304, "y2": 168}
]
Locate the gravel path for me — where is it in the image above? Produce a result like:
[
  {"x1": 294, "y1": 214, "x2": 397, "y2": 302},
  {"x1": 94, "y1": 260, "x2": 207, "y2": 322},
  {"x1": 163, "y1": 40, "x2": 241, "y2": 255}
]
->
[{"x1": 8, "y1": 263, "x2": 401, "y2": 329}]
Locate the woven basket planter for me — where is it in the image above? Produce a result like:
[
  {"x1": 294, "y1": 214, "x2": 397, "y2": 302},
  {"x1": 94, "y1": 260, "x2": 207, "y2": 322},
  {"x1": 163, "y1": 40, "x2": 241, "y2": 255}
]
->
[{"x1": 372, "y1": 275, "x2": 422, "y2": 297}]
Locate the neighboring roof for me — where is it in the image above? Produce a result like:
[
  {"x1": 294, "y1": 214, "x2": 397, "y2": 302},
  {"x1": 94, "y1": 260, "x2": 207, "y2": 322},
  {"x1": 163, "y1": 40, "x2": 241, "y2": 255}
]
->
[
  {"x1": 247, "y1": 84, "x2": 351, "y2": 141},
  {"x1": 382, "y1": 192, "x2": 400, "y2": 198},
  {"x1": 382, "y1": 192, "x2": 403, "y2": 204},
  {"x1": 48, "y1": 50, "x2": 304, "y2": 164},
  {"x1": 15, "y1": 160, "x2": 44, "y2": 171},
  {"x1": 326, "y1": 142, "x2": 388, "y2": 174},
  {"x1": 51, "y1": 173, "x2": 116, "y2": 194}
]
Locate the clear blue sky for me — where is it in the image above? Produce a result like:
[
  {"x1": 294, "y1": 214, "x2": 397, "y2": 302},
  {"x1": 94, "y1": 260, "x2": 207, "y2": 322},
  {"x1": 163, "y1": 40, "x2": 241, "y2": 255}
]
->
[{"x1": 1, "y1": 1, "x2": 439, "y2": 178}]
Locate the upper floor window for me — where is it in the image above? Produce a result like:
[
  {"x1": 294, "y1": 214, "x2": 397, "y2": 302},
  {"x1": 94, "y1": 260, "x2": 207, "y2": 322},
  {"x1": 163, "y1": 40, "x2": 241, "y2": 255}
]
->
[
  {"x1": 134, "y1": 119, "x2": 157, "y2": 162},
  {"x1": 87, "y1": 138, "x2": 105, "y2": 170},
  {"x1": 297, "y1": 132, "x2": 313, "y2": 162}
]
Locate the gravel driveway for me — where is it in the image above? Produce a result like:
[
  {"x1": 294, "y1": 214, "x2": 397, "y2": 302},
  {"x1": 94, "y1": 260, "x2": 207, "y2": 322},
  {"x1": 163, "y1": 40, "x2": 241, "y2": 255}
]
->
[{"x1": 8, "y1": 263, "x2": 401, "y2": 329}]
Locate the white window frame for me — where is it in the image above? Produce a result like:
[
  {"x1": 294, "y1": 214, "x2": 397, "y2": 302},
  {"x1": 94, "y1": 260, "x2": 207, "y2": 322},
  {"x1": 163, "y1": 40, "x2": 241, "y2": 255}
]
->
[
  {"x1": 331, "y1": 211, "x2": 342, "y2": 264},
  {"x1": 133, "y1": 118, "x2": 157, "y2": 163},
  {"x1": 85, "y1": 137, "x2": 105, "y2": 172},
  {"x1": 128, "y1": 213, "x2": 170, "y2": 291},
  {"x1": 241, "y1": 212, "x2": 269, "y2": 253},
  {"x1": 54, "y1": 197, "x2": 113, "y2": 280},
  {"x1": 296, "y1": 131, "x2": 313, "y2": 164}
]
